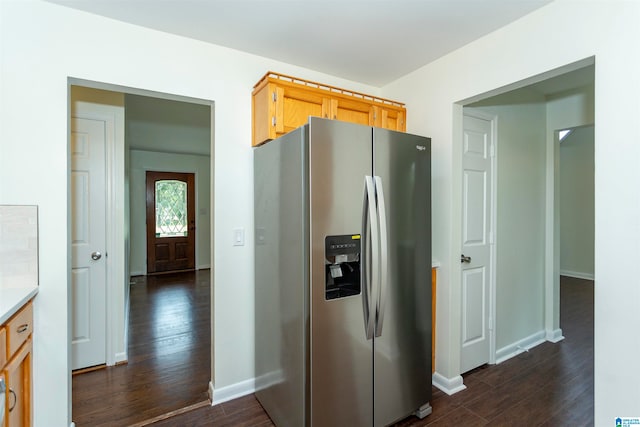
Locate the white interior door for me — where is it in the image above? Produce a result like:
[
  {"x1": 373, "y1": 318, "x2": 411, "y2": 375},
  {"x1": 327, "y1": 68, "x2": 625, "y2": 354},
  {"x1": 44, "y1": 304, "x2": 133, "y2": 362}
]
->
[
  {"x1": 460, "y1": 113, "x2": 494, "y2": 373},
  {"x1": 71, "y1": 117, "x2": 107, "y2": 370}
]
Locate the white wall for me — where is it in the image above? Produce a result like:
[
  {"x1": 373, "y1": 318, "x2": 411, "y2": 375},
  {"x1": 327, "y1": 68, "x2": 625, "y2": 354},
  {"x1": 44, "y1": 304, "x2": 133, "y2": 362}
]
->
[
  {"x1": 0, "y1": 2, "x2": 380, "y2": 426},
  {"x1": 560, "y1": 126, "x2": 594, "y2": 278},
  {"x1": 125, "y1": 94, "x2": 211, "y2": 156},
  {"x1": 382, "y1": 1, "x2": 640, "y2": 422},
  {"x1": 129, "y1": 150, "x2": 211, "y2": 274}
]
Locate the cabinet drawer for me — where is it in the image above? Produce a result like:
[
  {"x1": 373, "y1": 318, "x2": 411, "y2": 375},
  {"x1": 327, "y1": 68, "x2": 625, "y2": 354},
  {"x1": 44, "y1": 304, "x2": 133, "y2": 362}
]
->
[
  {"x1": 0, "y1": 326, "x2": 6, "y2": 368},
  {"x1": 7, "y1": 302, "x2": 33, "y2": 356}
]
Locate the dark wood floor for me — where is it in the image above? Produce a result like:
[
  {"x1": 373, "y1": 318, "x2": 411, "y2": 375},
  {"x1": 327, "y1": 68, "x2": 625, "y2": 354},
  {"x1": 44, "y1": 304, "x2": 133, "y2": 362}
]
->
[
  {"x1": 73, "y1": 274, "x2": 593, "y2": 426},
  {"x1": 151, "y1": 275, "x2": 594, "y2": 426},
  {"x1": 72, "y1": 270, "x2": 211, "y2": 426},
  {"x1": 394, "y1": 275, "x2": 594, "y2": 426}
]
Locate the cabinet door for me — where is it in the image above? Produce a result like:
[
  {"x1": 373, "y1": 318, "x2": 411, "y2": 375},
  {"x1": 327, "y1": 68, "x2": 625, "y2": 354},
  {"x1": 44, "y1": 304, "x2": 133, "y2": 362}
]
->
[
  {"x1": 253, "y1": 82, "x2": 329, "y2": 146},
  {"x1": 432, "y1": 267, "x2": 437, "y2": 373},
  {"x1": 330, "y1": 97, "x2": 373, "y2": 127},
  {"x1": 5, "y1": 339, "x2": 31, "y2": 427},
  {"x1": 0, "y1": 327, "x2": 6, "y2": 369},
  {"x1": 280, "y1": 85, "x2": 330, "y2": 135},
  {"x1": 373, "y1": 105, "x2": 406, "y2": 132}
]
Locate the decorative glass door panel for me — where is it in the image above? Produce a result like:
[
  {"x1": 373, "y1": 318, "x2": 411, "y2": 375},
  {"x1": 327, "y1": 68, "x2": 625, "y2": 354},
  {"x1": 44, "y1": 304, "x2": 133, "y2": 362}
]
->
[{"x1": 155, "y1": 180, "x2": 188, "y2": 237}]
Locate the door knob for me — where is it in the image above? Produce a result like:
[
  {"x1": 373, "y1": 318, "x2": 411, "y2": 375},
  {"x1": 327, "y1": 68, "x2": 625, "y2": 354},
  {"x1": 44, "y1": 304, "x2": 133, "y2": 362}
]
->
[
  {"x1": 91, "y1": 251, "x2": 102, "y2": 261},
  {"x1": 461, "y1": 254, "x2": 471, "y2": 263}
]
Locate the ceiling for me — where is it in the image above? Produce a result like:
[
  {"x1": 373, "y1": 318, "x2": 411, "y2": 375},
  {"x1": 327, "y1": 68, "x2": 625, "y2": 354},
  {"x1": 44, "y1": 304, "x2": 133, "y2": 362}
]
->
[
  {"x1": 47, "y1": 0, "x2": 551, "y2": 87},
  {"x1": 125, "y1": 94, "x2": 211, "y2": 156}
]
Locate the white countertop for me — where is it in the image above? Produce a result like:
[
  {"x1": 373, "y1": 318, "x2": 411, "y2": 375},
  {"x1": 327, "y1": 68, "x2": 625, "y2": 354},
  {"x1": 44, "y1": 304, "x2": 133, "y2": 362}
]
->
[{"x1": 0, "y1": 285, "x2": 38, "y2": 324}]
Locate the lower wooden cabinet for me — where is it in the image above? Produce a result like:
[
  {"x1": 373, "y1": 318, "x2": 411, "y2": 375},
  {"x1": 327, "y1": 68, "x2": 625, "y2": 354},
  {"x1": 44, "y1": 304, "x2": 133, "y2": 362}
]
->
[
  {"x1": 432, "y1": 267, "x2": 437, "y2": 374},
  {"x1": 2, "y1": 301, "x2": 33, "y2": 427}
]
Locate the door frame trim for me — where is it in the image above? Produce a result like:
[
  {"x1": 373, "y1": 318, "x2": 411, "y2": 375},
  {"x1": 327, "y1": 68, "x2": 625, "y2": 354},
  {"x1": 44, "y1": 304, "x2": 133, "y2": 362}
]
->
[
  {"x1": 68, "y1": 77, "x2": 216, "y2": 410},
  {"x1": 461, "y1": 109, "x2": 498, "y2": 366}
]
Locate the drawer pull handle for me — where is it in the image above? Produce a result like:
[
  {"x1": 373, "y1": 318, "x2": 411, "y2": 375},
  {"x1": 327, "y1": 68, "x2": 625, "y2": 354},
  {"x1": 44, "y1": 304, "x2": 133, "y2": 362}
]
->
[
  {"x1": 9, "y1": 388, "x2": 17, "y2": 411},
  {"x1": 17, "y1": 324, "x2": 29, "y2": 333}
]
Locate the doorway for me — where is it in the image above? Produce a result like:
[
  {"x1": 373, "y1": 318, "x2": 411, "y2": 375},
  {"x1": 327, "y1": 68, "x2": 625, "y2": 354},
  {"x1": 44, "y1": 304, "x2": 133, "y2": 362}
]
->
[
  {"x1": 68, "y1": 82, "x2": 214, "y2": 425},
  {"x1": 146, "y1": 171, "x2": 196, "y2": 274},
  {"x1": 459, "y1": 63, "x2": 595, "y2": 370},
  {"x1": 558, "y1": 125, "x2": 594, "y2": 281}
]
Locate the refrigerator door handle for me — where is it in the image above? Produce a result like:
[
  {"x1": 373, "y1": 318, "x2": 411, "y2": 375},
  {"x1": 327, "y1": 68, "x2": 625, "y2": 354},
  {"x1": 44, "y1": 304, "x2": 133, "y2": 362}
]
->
[
  {"x1": 374, "y1": 176, "x2": 389, "y2": 337},
  {"x1": 362, "y1": 176, "x2": 379, "y2": 340}
]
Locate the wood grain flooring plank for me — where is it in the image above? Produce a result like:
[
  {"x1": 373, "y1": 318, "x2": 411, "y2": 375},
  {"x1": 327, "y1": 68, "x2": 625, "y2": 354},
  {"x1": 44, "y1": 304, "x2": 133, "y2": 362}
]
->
[
  {"x1": 77, "y1": 274, "x2": 593, "y2": 427},
  {"x1": 72, "y1": 270, "x2": 211, "y2": 427}
]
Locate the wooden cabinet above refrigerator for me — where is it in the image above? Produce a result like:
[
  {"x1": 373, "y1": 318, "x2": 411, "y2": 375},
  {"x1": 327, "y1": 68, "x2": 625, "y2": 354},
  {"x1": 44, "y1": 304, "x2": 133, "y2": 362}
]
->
[{"x1": 251, "y1": 71, "x2": 406, "y2": 146}]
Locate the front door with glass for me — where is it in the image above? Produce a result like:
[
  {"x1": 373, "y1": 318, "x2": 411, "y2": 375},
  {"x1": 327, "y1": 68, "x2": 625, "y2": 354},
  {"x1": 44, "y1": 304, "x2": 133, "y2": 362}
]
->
[{"x1": 145, "y1": 171, "x2": 196, "y2": 274}]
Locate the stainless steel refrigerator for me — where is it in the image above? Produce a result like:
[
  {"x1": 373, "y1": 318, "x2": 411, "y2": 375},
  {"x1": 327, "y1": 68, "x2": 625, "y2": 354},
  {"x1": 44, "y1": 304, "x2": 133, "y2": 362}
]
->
[{"x1": 254, "y1": 117, "x2": 431, "y2": 426}]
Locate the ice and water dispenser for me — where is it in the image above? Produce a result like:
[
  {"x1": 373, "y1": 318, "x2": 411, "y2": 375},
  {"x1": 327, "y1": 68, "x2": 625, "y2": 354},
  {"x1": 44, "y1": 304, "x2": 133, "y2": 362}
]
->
[{"x1": 324, "y1": 234, "x2": 361, "y2": 300}]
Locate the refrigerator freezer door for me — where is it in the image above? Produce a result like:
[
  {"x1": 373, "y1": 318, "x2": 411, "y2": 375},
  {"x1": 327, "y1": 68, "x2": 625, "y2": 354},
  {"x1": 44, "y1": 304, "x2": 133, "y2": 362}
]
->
[
  {"x1": 254, "y1": 127, "x2": 309, "y2": 427},
  {"x1": 309, "y1": 118, "x2": 374, "y2": 427},
  {"x1": 373, "y1": 128, "x2": 432, "y2": 426}
]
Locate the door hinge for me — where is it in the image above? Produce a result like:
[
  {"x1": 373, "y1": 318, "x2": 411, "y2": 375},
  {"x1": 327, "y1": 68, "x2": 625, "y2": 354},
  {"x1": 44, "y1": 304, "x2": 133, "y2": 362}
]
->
[
  {"x1": 272, "y1": 116, "x2": 276, "y2": 126},
  {"x1": 489, "y1": 231, "x2": 494, "y2": 245},
  {"x1": 272, "y1": 91, "x2": 277, "y2": 102},
  {"x1": 490, "y1": 145, "x2": 495, "y2": 158},
  {"x1": 488, "y1": 316, "x2": 493, "y2": 330}
]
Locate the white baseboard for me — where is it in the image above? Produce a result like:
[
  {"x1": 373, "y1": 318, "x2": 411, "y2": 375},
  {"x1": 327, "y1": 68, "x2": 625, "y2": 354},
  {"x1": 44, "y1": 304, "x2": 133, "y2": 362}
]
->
[
  {"x1": 115, "y1": 351, "x2": 127, "y2": 364},
  {"x1": 560, "y1": 270, "x2": 594, "y2": 280},
  {"x1": 211, "y1": 378, "x2": 256, "y2": 406},
  {"x1": 130, "y1": 267, "x2": 211, "y2": 276},
  {"x1": 546, "y1": 328, "x2": 565, "y2": 343},
  {"x1": 254, "y1": 369, "x2": 285, "y2": 392},
  {"x1": 106, "y1": 351, "x2": 127, "y2": 367},
  {"x1": 432, "y1": 372, "x2": 466, "y2": 395},
  {"x1": 495, "y1": 330, "x2": 546, "y2": 364}
]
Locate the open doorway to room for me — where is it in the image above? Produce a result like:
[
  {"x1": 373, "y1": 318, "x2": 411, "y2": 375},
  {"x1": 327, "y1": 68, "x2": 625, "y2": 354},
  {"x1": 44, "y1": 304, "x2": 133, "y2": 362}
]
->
[
  {"x1": 459, "y1": 62, "x2": 594, "y2": 374},
  {"x1": 558, "y1": 125, "x2": 594, "y2": 282},
  {"x1": 458, "y1": 58, "x2": 595, "y2": 424},
  {"x1": 68, "y1": 83, "x2": 214, "y2": 426},
  {"x1": 556, "y1": 123, "x2": 595, "y2": 387}
]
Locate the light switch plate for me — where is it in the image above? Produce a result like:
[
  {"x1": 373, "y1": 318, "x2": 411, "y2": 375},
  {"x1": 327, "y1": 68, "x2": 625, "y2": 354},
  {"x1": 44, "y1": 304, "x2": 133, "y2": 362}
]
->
[{"x1": 233, "y1": 228, "x2": 245, "y2": 246}]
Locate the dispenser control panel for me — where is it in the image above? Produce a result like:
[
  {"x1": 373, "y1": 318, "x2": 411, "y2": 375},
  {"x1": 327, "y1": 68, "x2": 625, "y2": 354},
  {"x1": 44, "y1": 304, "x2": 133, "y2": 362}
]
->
[{"x1": 325, "y1": 234, "x2": 361, "y2": 300}]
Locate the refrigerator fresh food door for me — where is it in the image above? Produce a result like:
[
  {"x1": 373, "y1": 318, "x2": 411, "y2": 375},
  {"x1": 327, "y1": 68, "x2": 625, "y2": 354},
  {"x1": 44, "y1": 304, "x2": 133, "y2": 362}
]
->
[
  {"x1": 373, "y1": 128, "x2": 432, "y2": 426},
  {"x1": 309, "y1": 118, "x2": 374, "y2": 427}
]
